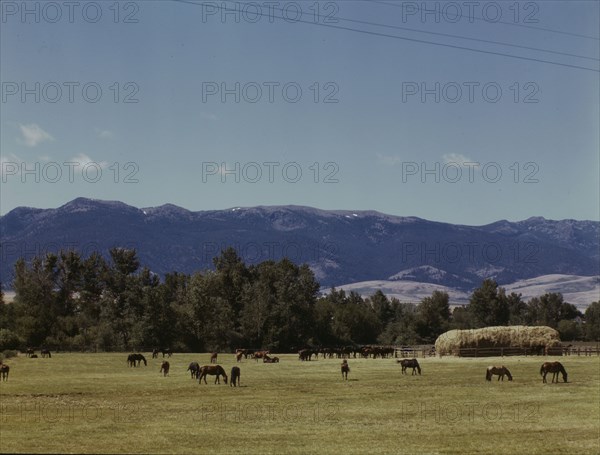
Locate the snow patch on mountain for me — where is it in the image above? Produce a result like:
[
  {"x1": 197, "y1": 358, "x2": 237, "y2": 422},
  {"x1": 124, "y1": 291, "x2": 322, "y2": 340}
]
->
[{"x1": 332, "y1": 274, "x2": 599, "y2": 310}]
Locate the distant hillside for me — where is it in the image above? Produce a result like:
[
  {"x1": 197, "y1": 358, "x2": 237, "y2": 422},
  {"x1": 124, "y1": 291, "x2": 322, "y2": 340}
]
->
[
  {"x1": 333, "y1": 274, "x2": 600, "y2": 310},
  {"x1": 1, "y1": 198, "x2": 598, "y2": 299}
]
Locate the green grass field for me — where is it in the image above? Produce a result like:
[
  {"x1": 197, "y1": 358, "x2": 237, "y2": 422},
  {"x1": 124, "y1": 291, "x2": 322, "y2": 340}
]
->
[{"x1": 1, "y1": 353, "x2": 598, "y2": 454}]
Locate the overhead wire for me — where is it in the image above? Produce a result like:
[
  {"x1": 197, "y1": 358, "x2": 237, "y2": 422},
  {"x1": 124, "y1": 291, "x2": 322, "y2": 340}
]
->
[{"x1": 173, "y1": 0, "x2": 600, "y2": 72}]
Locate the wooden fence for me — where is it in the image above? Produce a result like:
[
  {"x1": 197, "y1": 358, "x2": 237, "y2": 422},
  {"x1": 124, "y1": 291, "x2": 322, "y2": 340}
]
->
[
  {"x1": 440, "y1": 346, "x2": 600, "y2": 357},
  {"x1": 395, "y1": 346, "x2": 436, "y2": 358}
]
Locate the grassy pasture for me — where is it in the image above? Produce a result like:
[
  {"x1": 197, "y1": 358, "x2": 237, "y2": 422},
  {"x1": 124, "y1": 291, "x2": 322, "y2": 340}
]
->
[{"x1": 0, "y1": 353, "x2": 598, "y2": 454}]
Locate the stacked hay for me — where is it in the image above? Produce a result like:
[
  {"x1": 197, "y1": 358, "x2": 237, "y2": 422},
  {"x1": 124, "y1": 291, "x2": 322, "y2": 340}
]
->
[{"x1": 434, "y1": 326, "x2": 561, "y2": 356}]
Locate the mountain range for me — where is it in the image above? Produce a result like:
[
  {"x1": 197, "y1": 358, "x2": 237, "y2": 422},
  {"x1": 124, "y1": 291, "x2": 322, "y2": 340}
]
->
[{"x1": 1, "y1": 198, "x2": 598, "y2": 307}]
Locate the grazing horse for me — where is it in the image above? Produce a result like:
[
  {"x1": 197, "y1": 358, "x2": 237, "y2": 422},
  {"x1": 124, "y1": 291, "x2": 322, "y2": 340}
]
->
[
  {"x1": 299, "y1": 349, "x2": 315, "y2": 361},
  {"x1": 540, "y1": 362, "x2": 568, "y2": 383},
  {"x1": 341, "y1": 360, "x2": 349, "y2": 380},
  {"x1": 25, "y1": 348, "x2": 34, "y2": 357},
  {"x1": 252, "y1": 351, "x2": 270, "y2": 362},
  {"x1": 210, "y1": 352, "x2": 218, "y2": 363},
  {"x1": 41, "y1": 349, "x2": 51, "y2": 358},
  {"x1": 198, "y1": 365, "x2": 228, "y2": 385},
  {"x1": 127, "y1": 353, "x2": 147, "y2": 367},
  {"x1": 263, "y1": 355, "x2": 279, "y2": 363},
  {"x1": 236, "y1": 351, "x2": 243, "y2": 362},
  {"x1": 187, "y1": 362, "x2": 200, "y2": 379},
  {"x1": 230, "y1": 366, "x2": 241, "y2": 387},
  {"x1": 486, "y1": 366, "x2": 513, "y2": 381},
  {"x1": 154, "y1": 348, "x2": 172, "y2": 358},
  {"x1": 398, "y1": 358, "x2": 421, "y2": 375},
  {"x1": 236, "y1": 349, "x2": 254, "y2": 359},
  {"x1": 0, "y1": 364, "x2": 9, "y2": 381},
  {"x1": 160, "y1": 361, "x2": 170, "y2": 377}
]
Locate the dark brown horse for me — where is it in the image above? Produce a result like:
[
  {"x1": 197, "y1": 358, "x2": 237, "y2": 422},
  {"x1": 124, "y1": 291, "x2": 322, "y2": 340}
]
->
[
  {"x1": 263, "y1": 355, "x2": 279, "y2": 363},
  {"x1": 41, "y1": 349, "x2": 51, "y2": 358},
  {"x1": 230, "y1": 366, "x2": 241, "y2": 387},
  {"x1": 198, "y1": 365, "x2": 228, "y2": 384},
  {"x1": 299, "y1": 349, "x2": 316, "y2": 361},
  {"x1": 210, "y1": 352, "x2": 218, "y2": 363},
  {"x1": 0, "y1": 364, "x2": 9, "y2": 381},
  {"x1": 160, "y1": 361, "x2": 170, "y2": 377},
  {"x1": 236, "y1": 349, "x2": 254, "y2": 359},
  {"x1": 187, "y1": 362, "x2": 200, "y2": 379},
  {"x1": 25, "y1": 348, "x2": 34, "y2": 357},
  {"x1": 398, "y1": 358, "x2": 421, "y2": 375},
  {"x1": 341, "y1": 360, "x2": 349, "y2": 380},
  {"x1": 153, "y1": 348, "x2": 172, "y2": 358},
  {"x1": 127, "y1": 353, "x2": 147, "y2": 367},
  {"x1": 236, "y1": 351, "x2": 243, "y2": 362},
  {"x1": 486, "y1": 366, "x2": 513, "y2": 381},
  {"x1": 540, "y1": 362, "x2": 568, "y2": 383}
]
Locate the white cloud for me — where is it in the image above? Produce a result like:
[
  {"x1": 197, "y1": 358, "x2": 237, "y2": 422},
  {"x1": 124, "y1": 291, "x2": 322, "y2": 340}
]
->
[
  {"x1": 442, "y1": 153, "x2": 480, "y2": 167},
  {"x1": 18, "y1": 123, "x2": 54, "y2": 147},
  {"x1": 376, "y1": 153, "x2": 403, "y2": 166},
  {"x1": 69, "y1": 153, "x2": 109, "y2": 169},
  {"x1": 0, "y1": 153, "x2": 22, "y2": 178},
  {"x1": 95, "y1": 128, "x2": 114, "y2": 139}
]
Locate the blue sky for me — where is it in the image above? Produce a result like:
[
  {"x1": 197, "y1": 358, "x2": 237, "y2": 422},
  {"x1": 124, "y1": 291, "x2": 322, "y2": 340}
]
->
[{"x1": 1, "y1": 0, "x2": 598, "y2": 225}]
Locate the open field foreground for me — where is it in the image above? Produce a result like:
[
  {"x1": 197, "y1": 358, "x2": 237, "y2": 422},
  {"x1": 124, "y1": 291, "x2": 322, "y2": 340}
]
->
[{"x1": 1, "y1": 354, "x2": 599, "y2": 454}]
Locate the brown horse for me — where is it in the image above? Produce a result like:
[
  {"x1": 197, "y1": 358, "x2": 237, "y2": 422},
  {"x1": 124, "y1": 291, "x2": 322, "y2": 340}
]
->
[
  {"x1": 341, "y1": 360, "x2": 349, "y2": 380},
  {"x1": 0, "y1": 364, "x2": 9, "y2": 381},
  {"x1": 486, "y1": 366, "x2": 513, "y2": 381},
  {"x1": 187, "y1": 362, "x2": 200, "y2": 379},
  {"x1": 252, "y1": 351, "x2": 270, "y2": 362},
  {"x1": 236, "y1": 349, "x2": 254, "y2": 359},
  {"x1": 263, "y1": 355, "x2": 279, "y2": 363},
  {"x1": 160, "y1": 361, "x2": 170, "y2": 377},
  {"x1": 25, "y1": 348, "x2": 34, "y2": 357},
  {"x1": 540, "y1": 362, "x2": 568, "y2": 383},
  {"x1": 198, "y1": 365, "x2": 228, "y2": 384},
  {"x1": 41, "y1": 349, "x2": 51, "y2": 358},
  {"x1": 398, "y1": 358, "x2": 421, "y2": 375},
  {"x1": 210, "y1": 352, "x2": 218, "y2": 363},
  {"x1": 230, "y1": 366, "x2": 241, "y2": 387},
  {"x1": 236, "y1": 351, "x2": 243, "y2": 362}
]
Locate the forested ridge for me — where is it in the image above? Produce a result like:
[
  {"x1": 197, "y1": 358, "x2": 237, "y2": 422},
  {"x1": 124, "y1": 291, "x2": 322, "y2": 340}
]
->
[{"x1": 0, "y1": 247, "x2": 598, "y2": 352}]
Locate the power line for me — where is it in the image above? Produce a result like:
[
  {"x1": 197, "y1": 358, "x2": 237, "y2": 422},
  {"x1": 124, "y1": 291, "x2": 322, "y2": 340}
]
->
[
  {"x1": 372, "y1": 0, "x2": 600, "y2": 41},
  {"x1": 307, "y1": 4, "x2": 598, "y2": 61},
  {"x1": 174, "y1": 0, "x2": 599, "y2": 72}
]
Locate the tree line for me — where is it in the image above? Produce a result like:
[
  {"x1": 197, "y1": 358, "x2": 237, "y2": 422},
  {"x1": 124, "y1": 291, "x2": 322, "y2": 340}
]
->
[{"x1": 0, "y1": 247, "x2": 598, "y2": 352}]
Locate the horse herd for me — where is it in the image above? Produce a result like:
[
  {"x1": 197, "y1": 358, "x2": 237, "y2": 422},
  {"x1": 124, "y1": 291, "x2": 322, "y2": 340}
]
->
[
  {"x1": 485, "y1": 362, "x2": 568, "y2": 383},
  {"x1": 0, "y1": 347, "x2": 571, "y2": 385},
  {"x1": 23, "y1": 348, "x2": 51, "y2": 359},
  {"x1": 186, "y1": 363, "x2": 240, "y2": 386},
  {"x1": 120, "y1": 350, "x2": 570, "y2": 385}
]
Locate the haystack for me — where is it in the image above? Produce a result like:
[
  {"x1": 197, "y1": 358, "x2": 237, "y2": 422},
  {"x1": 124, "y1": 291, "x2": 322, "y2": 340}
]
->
[{"x1": 434, "y1": 326, "x2": 561, "y2": 356}]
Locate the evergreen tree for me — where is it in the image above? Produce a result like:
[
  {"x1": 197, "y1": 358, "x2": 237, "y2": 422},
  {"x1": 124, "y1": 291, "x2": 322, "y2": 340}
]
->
[{"x1": 468, "y1": 279, "x2": 509, "y2": 327}]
